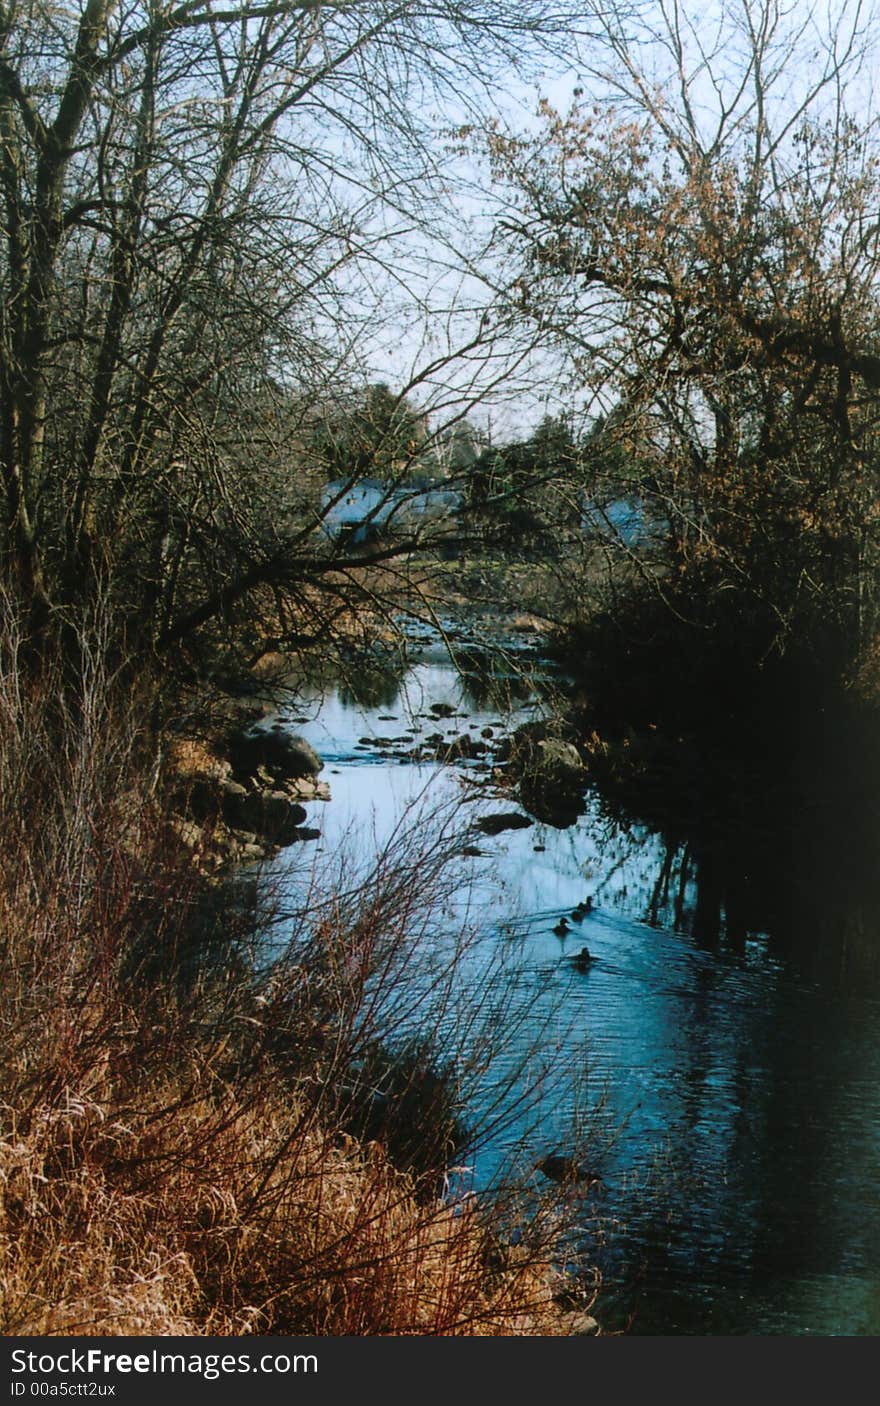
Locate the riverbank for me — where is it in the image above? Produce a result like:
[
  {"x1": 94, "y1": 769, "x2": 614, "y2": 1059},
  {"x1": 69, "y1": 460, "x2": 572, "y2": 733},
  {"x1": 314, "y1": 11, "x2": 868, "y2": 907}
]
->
[
  {"x1": 248, "y1": 614, "x2": 880, "y2": 1335},
  {"x1": 8, "y1": 574, "x2": 880, "y2": 1336},
  {"x1": 162, "y1": 602, "x2": 570, "y2": 870},
  {"x1": 0, "y1": 598, "x2": 599, "y2": 1338}
]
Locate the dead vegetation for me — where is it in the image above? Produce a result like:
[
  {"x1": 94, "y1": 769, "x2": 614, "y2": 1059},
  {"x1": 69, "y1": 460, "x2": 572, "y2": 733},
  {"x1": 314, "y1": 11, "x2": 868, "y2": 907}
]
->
[{"x1": 0, "y1": 595, "x2": 598, "y2": 1337}]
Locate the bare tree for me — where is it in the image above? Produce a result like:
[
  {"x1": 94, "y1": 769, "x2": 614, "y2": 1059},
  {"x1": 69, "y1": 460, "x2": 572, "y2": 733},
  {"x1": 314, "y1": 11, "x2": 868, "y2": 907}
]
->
[
  {"x1": 489, "y1": 0, "x2": 880, "y2": 665},
  {"x1": 0, "y1": 0, "x2": 595, "y2": 666}
]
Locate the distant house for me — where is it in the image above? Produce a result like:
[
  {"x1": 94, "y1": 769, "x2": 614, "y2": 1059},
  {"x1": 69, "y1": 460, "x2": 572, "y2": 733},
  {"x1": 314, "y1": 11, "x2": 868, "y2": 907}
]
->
[
  {"x1": 582, "y1": 496, "x2": 665, "y2": 549},
  {"x1": 320, "y1": 480, "x2": 392, "y2": 539},
  {"x1": 319, "y1": 479, "x2": 461, "y2": 543}
]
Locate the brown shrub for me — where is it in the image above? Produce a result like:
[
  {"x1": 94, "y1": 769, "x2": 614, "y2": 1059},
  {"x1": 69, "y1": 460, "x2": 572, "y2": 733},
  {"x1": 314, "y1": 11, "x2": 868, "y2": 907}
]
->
[{"x1": 0, "y1": 593, "x2": 597, "y2": 1337}]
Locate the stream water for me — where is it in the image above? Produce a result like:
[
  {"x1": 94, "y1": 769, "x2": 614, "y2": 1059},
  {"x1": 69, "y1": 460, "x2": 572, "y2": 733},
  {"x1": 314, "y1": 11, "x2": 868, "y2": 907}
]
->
[{"x1": 263, "y1": 620, "x2": 880, "y2": 1336}]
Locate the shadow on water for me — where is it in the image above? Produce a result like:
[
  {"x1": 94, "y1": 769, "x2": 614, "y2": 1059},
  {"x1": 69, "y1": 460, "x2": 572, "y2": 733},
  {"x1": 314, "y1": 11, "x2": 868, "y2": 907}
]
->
[
  {"x1": 572, "y1": 646, "x2": 880, "y2": 1331},
  {"x1": 295, "y1": 640, "x2": 412, "y2": 713},
  {"x1": 557, "y1": 581, "x2": 880, "y2": 978},
  {"x1": 337, "y1": 652, "x2": 410, "y2": 711},
  {"x1": 267, "y1": 618, "x2": 880, "y2": 1335},
  {"x1": 455, "y1": 643, "x2": 542, "y2": 712},
  {"x1": 586, "y1": 689, "x2": 880, "y2": 988}
]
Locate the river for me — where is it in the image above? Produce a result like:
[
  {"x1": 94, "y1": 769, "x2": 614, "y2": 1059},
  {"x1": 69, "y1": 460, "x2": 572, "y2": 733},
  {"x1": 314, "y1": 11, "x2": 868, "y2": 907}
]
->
[{"x1": 261, "y1": 618, "x2": 880, "y2": 1336}]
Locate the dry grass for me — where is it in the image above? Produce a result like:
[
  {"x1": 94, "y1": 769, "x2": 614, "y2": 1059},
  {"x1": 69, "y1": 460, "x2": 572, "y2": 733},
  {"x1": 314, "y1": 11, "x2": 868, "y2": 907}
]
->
[
  {"x1": 0, "y1": 592, "x2": 596, "y2": 1338},
  {"x1": 0, "y1": 1082, "x2": 574, "y2": 1336}
]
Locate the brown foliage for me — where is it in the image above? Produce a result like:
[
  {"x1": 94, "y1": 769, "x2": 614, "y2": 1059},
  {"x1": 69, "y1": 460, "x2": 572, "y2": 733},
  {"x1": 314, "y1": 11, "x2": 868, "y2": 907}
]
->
[{"x1": 0, "y1": 596, "x2": 596, "y2": 1337}]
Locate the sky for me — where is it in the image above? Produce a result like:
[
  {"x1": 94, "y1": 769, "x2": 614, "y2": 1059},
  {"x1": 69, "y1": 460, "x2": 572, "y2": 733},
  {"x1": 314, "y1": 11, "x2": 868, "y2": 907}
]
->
[{"x1": 297, "y1": 0, "x2": 880, "y2": 444}]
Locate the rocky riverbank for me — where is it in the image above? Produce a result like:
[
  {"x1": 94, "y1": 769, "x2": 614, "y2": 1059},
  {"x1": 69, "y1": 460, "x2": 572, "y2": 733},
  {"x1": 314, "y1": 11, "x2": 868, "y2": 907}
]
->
[
  {"x1": 166, "y1": 611, "x2": 599, "y2": 872},
  {"x1": 168, "y1": 715, "x2": 331, "y2": 870}
]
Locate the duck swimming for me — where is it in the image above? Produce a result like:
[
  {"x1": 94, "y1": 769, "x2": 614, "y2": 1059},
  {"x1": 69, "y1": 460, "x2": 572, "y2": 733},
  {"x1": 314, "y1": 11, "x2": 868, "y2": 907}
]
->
[
  {"x1": 537, "y1": 1151, "x2": 602, "y2": 1187},
  {"x1": 571, "y1": 946, "x2": 594, "y2": 972},
  {"x1": 552, "y1": 918, "x2": 570, "y2": 937}
]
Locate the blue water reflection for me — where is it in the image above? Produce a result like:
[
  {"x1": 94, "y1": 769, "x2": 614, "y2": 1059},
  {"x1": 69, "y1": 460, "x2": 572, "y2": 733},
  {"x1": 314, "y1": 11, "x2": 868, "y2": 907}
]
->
[{"x1": 266, "y1": 634, "x2": 880, "y2": 1336}]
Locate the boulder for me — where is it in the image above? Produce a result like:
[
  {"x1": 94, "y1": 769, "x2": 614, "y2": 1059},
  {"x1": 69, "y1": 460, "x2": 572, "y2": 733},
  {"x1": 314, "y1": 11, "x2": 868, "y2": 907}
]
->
[
  {"x1": 171, "y1": 817, "x2": 204, "y2": 852},
  {"x1": 239, "y1": 841, "x2": 266, "y2": 862},
  {"x1": 495, "y1": 719, "x2": 549, "y2": 765},
  {"x1": 229, "y1": 726, "x2": 323, "y2": 781},
  {"x1": 286, "y1": 777, "x2": 331, "y2": 801},
  {"x1": 442, "y1": 733, "x2": 487, "y2": 760},
  {"x1": 500, "y1": 723, "x2": 588, "y2": 828},
  {"x1": 184, "y1": 766, "x2": 313, "y2": 846},
  {"x1": 181, "y1": 776, "x2": 222, "y2": 823},
  {"x1": 475, "y1": 811, "x2": 535, "y2": 836},
  {"x1": 537, "y1": 1153, "x2": 601, "y2": 1185},
  {"x1": 535, "y1": 738, "x2": 587, "y2": 785},
  {"x1": 221, "y1": 778, "x2": 249, "y2": 801},
  {"x1": 225, "y1": 790, "x2": 309, "y2": 843}
]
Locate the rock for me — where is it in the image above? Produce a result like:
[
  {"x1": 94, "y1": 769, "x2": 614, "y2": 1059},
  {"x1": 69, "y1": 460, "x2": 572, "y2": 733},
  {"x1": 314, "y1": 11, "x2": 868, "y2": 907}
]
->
[
  {"x1": 535, "y1": 738, "x2": 586, "y2": 784},
  {"x1": 495, "y1": 719, "x2": 549, "y2": 765},
  {"x1": 171, "y1": 817, "x2": 204, "y2": 852},
  {"x1": 212, "y1": 777, "x2": 247, "y2": 824},
  {"x1": 442, "y1": 733, "x2": 487, "y2": 760},
  {"x1": 250, "y1": 651, "x2": 289, "y2": 681},
  {"x1": 219, "y1": 785, "x2": 308, "y2": 843},
  {"x1": 270, "y1": 797, "x2": 309, "y2": 844},
  {"x1": 240, "y1": 842, "x2": 266, "y2": 862},
  {"x1": 537, "y1": 1153, "x2": 601, "y2": 1185},
  {"x1": 221, "y1": 778, "x2": 249, "y2": 800},
  {"x1": 503, "y1": 727, "x2": 588, "y2": 829},
  {"x1": 261, "y1": 793, "x2": 309, "y2": 842},
  {"x1": 286, "y1": 776, "x2": 331, "y2": 802},
  {"x1": 181, "y1": 776, "x2": 222, "y2": 823},
  {"x1": 475, "y1": 811, "x2": 535, "y2": 836},
  {"x1": 167, "y1": 737, "x2": 232, "y2": 782},
  {"x1": 429, "y1": 701, "x2": 456, "y2": 717},
  {"x1": 229, "y1": 726, "x2": 323, "y2": 781}
]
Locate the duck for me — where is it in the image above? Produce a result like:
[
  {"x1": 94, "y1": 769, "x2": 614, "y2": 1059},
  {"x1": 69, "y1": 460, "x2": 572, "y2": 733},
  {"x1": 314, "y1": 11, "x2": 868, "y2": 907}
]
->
[
  {"x1": 552, "y1": 918, "x2": 570, "y2": 937},
  {"x1": 571, "y1": 945, "x2": 595, "y2": 972},
  {"x1": 537, "y1": 1151, "x2": 603, "y2": 1187}
]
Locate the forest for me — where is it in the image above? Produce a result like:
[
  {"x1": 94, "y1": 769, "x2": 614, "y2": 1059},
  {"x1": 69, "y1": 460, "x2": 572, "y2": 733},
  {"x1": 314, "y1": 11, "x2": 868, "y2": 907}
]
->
[{"x1": 2, "y1": 0, "x2": 880, "y2": 1338}]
